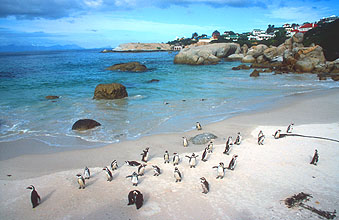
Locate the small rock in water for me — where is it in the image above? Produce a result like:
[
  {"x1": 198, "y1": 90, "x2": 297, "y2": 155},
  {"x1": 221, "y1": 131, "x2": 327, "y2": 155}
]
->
[
  {"x1": 147, "y1": 79, "x2": 160, "y2": 83},
  {"x1": 45, "y1": 95, "x2": 59, "y2": 99},
  {"x1": 72, "y1": 119, "x2": 101, "y2": 131},
  {"x1": 190, "y1": 133, "x2": 218, "y2": 145}
]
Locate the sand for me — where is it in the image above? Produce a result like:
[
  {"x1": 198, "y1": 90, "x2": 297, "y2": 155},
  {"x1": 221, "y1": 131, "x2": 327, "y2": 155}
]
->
[{"x1": 0, "y1": 88, "x2": 338, "y2": 219}]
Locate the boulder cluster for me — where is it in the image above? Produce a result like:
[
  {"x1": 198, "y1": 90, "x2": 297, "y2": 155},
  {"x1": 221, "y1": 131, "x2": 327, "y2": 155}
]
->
[
  {"x1": 229, "y1": 33, "x2": 339, "y2": 81},
  {"x1": 106, "y1": 62, "x2": 147, "y2": 72},
  {"x1": 174, "y1": 43, "x2": 240, "y2": 65}
]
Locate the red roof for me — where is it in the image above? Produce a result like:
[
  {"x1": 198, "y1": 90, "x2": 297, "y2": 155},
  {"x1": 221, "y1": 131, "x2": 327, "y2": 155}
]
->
[{"x1": 299, "y1": 23, "x2": 318, "y2": 28}]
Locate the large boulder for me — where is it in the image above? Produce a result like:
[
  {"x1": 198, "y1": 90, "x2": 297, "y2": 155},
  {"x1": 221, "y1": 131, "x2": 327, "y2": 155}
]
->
[
  {"x1": 174, "y1": 43, "x2": 240, "y2": 65},
  {"x1": 293, "y1": 32, "x2": 304, "y2": 43},
  {"x1": 295, "y1": 58, "x2": 315, "y2": 72},
  {"x1": 242, "y1": 55, "x2": 256, "y2": 63},
  {"x1": 93, "y1": 83, "x2": 128, "y2": 100},
  {"x1": 72, "y1": 119, "x2": 101, "y2": 131},
  {"x1": 241, "y1": 44, "x2": 248, "y2": 55},
  {"x1": 190, "y1": 133, "x2": 218, "y2": 145},
  {"x1": 247, "y1": 44, "x2": 268, "y2": 58},
  {"x1": 226, "y1": 53, "x2": 244, "y2": 61},
  {"x1": 106, "y1": 62, "x2": 147, "y2": 72}
]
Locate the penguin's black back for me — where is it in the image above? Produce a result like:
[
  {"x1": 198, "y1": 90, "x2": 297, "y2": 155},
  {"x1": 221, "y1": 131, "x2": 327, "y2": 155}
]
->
[
  {"x1": 31, "y1": 190, "x2": 40, "y2": 208},
  {"x1": 135, "y1": 192, "x2": 144, "y2": 209}
]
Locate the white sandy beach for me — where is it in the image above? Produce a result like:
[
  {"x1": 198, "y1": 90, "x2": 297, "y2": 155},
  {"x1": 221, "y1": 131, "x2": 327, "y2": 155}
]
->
[{"x1": 0, "y1": 88, "x2": 338, "y2": 220}]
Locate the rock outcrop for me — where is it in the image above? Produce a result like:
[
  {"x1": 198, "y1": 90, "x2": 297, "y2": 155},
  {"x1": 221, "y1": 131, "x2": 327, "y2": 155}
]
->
[
  {"x1": 111, "y1": 43, "x2": 171, "y2": 52},
  {"x1": 72, "y1": 119, "x2": 101, "y2": 131},
  {"x1": 232, "y1": 64, "x2": 250, "y2": 70},
  {"x1": 93, "y1": 83, "x2": 128, "y2": 100},
  {"x1": 174, "y1": 43, "x2": 240, "y2": 65},
  {"x1": 190, "y1": 133, "x2": 218, "y2": 145},
  {"x1": 106, "y1": 62, "x2": 147, "y2": 72},
  {"x1": 250, "y1": 69, "x2": 260, "y2": 77}
]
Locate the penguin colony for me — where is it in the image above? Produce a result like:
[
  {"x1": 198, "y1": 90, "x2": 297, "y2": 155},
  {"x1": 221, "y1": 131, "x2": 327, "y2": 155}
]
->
[{"x1": 27, "y1": 122, "x2": 319, "y2": 210}]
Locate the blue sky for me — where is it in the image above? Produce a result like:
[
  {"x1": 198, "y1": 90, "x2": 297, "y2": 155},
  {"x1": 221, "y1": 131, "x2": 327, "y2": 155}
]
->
[{"x1": 0, "y1": 0, "x2": 338, "y2": 48}]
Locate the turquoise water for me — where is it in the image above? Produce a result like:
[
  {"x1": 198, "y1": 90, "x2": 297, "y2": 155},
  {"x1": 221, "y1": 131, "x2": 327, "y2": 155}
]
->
[{"x1": 0, "y1": 49, "x2": 338, "y2": 147}]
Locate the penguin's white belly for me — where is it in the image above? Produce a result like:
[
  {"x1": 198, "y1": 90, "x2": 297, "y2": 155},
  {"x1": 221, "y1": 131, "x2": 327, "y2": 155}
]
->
[
  {"x1": 190, "y1": 158, "x2": 196, "y2": 166},
  {"x1": 132, "y1": 176, "x2": 138, "y2": 184}
]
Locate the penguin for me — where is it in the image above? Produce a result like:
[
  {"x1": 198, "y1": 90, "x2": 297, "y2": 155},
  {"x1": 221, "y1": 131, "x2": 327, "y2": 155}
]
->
[
  {"x1": 76, "y1": 174, "x2": 85, "y2": 189},
  {"x1": 196, "y1": 122, "x2": 202, "y2": 130},
  {"x1": 228, "y1": 155, "x2": 238, "y2": 170},
  {"x1": 128, "y1": 190, "x2": 144, "y2": 209},
  {"x1": 207, "y1": 141, "x2": 213, "y2": 153},
  {"x1": 200, "y1": 177, "x2": 209, "y2": 194},
  {"x1": 173, "y1": 152, "x2": 180, "y2": 166},
  {"x1": 183, "y1": 137, "x2": 188, "y2": 147},
  {"x1": 152, "y1": 165, "x2": 161, "y2": 176},
  {"x1": 137, "y1": 164, "x2": 147, "y2": 176},
  {"x1": 126, "y1": 172, "x2": 139, "y2": 186},
  {"x1": 111, "y1": 160, "x2": 118, "y2": 171},
  {"x1": 141, "y1": 147, "x2": 150, "y2": 163},
  {"x1": 26, "y1": 185, "x2": 41, "y2": 208},
  {"x1": 103, "y1": 166, "x2": 113, "y2": 181},
  {"x1": 287, "y1": 123, "x2": 294, "y2": 133},
  {"x1": 164, "y1": 150, "x2": 170, "y2": 164},
  {"x1": 174, "y1": 167, "x2": 182, "y2": 182},
  {"x1": 212, "y1": 162, "x2": 226, "y2": 179},
  {"x1": 201, "y1": 147, "x2": 208, "y2": 162},
  {"x1": 273, "y1": 130, "x2": 281, "y2": 139},
  {"x1": 223, "y1": 136, "x2": 233, "y2": 155},
  {"x1": 258, "y1": 133, "x2": 265, "y2": 145},
  {"x1": 234, "y1": 132, "x2": 242, "y2": 145},
  {"x1": 258, "y1": 130, "x2": 264, "y2": 138},
  {"x1": 125, "y1": 161, "x2": 141, "y2": 167},
  {"x1": 185, "y1": 153, "x2": 199, "y2": 168},
  {"x1": 84, "y1": 166, "x2": 90, "y2": 179},
  {"x1": 310, "y1": 149, "x2": 319, "y2": 165}
]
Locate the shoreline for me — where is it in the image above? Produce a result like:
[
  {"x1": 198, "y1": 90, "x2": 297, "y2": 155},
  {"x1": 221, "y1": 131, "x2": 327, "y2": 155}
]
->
[
  {"x1": 0, "y1": 87, "x2": 338, "y2": 180},
  {"x1": 0, "y1": 87, "x2": 338, "y2": 219}
]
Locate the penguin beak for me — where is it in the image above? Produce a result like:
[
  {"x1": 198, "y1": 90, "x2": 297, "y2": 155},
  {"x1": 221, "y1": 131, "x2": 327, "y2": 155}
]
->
[{"x1": 26, "y1": 186, "x2": 32, "y2": 190}]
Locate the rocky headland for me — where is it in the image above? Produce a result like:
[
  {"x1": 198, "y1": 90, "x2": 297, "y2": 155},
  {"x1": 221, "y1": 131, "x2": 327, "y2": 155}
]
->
[{"x1": 102, "y1": 43, "x2": 172, "y2": 52}]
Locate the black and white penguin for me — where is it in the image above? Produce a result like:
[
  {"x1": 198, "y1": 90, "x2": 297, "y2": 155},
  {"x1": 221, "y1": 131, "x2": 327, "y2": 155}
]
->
[
  {"x1": 152, "y1": 165, "x2": 161, "y2": 176},
  {"x1": 234, "y1": 132, "x2": 242, "y2": 145},
  {"x1": 164, "y1": 150, "x2": 170, "y2": 164},
  {"x1": 207, "y1": 141, "x2": 213, "y2": 153},
  {"x1": 196, "y1": 122, "x2": 202, "y2": 130},
  {"x1": 137, "y1": 164, "x2": 147, "y2": 176},
  {"x1": 273, "y1": 130, "x2": 281, "y2": 139},
  {"x1": 183, "y1": 137, "x2": 188, "y2": 147},
  {"x1": 258, "y1": 130, "x2": 264, "y2": 138},
  {"x1": 141, "y1": 147, "x2": 150, "y2": 163},
  {"x1": 200, "y1": 177, "x2": 209, "y2": 194},
  {"x1": 174, "y1": 167, "x2": 182, "y2": 182},
  {"x1": 223, "y1": 137, "x2": 233, "y2": 155},
  {"x1": 76, "y1": 174, "x2": 85, "y2": 189},
  {"x1": 258, "y1": 133, "x2": 265, "y2": 145},
  {"x1": 127, "y1": 190, "x2": 144, "y2": 210},
  {"x1": 201, "y1": 147, "x2": 208, "y2": 162},
  {"x1": 185, "y1": 153, "x2": 199, "y2": 168},
  {"x1": 84, "y1": 166, "x2": 90, "y2": 179},
  {"x1": 287, "y1": 123, "x2": 294, "y2": 133},
  {"x1": 310, "y1": 149, "x2": 319, "y2": 165},
  {"x1": 228, "y1": 155, "x2": 238, "y2": 170},
  {"x1": 212, "y1": 162, "x2": 226, "y2": 179},
  {"x1": 103, "y1": 166, "x2": 113, "y2": 181},
  {"x1": 173, "y1": 152, "x2": 180, "y2": 166},
  {"x1": 126, "y1": 172, "x2": 139, "y2": 186},
  {"x1": 26, "y1": 185, "x2": 41, "y2": 208},
  {"x1": 111, "y1": 160, "x2": 118, "y2": 171},
  {"x1": 125, "y1": 161, "x2": 141, "y2": 167}
]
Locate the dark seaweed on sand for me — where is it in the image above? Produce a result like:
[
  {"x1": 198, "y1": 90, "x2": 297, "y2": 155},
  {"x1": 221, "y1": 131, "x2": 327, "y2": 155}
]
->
[
  {"x1": 284, "y1": 192, "x2": 312, "y2": 208},
  {"x1": 284, "y1": 192, "x2": 337, "y2": 219}
]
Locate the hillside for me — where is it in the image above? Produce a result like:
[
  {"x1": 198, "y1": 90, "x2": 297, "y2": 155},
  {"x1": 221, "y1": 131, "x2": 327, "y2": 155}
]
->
[{"x1": 304, "y1": 19, "x2": 339, "y2": 61}]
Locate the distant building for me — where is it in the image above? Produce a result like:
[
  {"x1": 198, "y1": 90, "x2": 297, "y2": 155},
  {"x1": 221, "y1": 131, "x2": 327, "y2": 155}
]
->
[
  {"x1": 252, "y1": 29, "x2": 265, "y2": 36},
  {"x1": 173, "y1": 45, "x2": 183, "y2": 51},
  {"x1": 298, "y1": 23, "x2": 318, "y2": 33},
  {"x1": 247, "y1": 33, "x2": 275, "y2": 41}
]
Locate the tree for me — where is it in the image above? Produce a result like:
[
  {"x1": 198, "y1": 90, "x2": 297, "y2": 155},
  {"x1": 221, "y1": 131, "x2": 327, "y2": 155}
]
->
[
  {"x1": 212, "y1": 30, "x2": 220, "y2": 39},
  {"x1": 191, "y1": 32, "x2": 198, "y2": 39}
]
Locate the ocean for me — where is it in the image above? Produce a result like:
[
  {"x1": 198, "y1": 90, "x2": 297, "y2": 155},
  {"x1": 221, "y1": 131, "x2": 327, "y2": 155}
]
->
[{"x1": 0, "y1": 49, "x2": 338, "y2": 147}]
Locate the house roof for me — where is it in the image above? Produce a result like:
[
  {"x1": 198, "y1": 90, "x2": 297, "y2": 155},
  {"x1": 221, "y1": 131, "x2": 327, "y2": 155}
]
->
[{"x1": 299, "y1": 23, "x2": 318, "y2": 28}]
